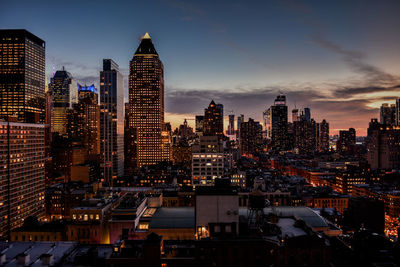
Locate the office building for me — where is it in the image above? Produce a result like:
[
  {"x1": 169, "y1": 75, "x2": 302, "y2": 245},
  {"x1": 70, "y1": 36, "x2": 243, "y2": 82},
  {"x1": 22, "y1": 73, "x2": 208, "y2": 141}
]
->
[
  {"x1": 128, "y1": 33, "x2": 166, "y2": 168},
  {"x1": 367, "y1": 126, "x2": 400, "y2": 170},
  {"x1": 100, "y1": 59, "x2": 124, "y2": 185},
  {"x1": 0, "y1": 122, "x2": 45, "y2": 239},
  {"x1": 318, "y1": 119, "x2": 329, "y2": 152},
  {"x1": 265, "y1": 94, "x2": 288, "y2": 151},
  {"x1": 192, "y1": 136, "x2": 224, "y2": 186},
  {"x1": 227, "y1": 114, "x2": 235, "y2": 135},
  {"x1": 0, "y1": 29, "x2": 45, "y2": 123},
  {"x1": 203, "y1": 100, "x2": 224, "y2": 138},
  {"x1": 380, "y1": 103, "x2": 395, "y2": 126},
  {"x1": 337, "y1": 128, "x2": 356, "y2": 154},
  {"x1": 239, "y1": 118, "x2": 263, "y2": 156},
  {"x1": 49, "y1": 68, "x2": 77, "y2": 136},
  {"x1": 195, "y1": 115, "x2": 204, "y2": 136},
  {"x1": 67, "y1": 84, "x2": 100, "y2": 157}
]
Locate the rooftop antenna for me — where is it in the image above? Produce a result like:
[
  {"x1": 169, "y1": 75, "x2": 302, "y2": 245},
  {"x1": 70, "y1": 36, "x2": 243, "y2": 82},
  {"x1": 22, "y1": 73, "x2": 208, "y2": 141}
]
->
[{"x1": 52, "y1": 58, "x2": 55, "y2": 77}]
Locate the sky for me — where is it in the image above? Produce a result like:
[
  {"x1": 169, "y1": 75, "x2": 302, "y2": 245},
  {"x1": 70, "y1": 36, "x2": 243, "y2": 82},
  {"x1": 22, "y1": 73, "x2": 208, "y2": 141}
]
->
[{"x1": 1, "y1": 0, "x2": 400, "y2": 135}]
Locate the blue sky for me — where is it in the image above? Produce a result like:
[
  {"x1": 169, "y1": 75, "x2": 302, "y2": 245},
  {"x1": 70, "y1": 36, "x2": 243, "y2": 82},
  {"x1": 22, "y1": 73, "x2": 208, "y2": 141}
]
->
[{"x1": 2, "y1": 0, "x2": 400, "y2": 134}]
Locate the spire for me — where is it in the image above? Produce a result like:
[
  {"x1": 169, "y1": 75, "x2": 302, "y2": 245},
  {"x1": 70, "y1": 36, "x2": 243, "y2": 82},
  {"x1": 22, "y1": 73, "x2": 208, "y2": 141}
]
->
[
  {"x1": 142, "y1": 32, "x2": 151, "y2": 39},
  {"x1": 210, "y1": 100, "x2": 216, "y2": 107},
  {"x1": 135, "y1": 32, "x2": 158, "y2": 55}
]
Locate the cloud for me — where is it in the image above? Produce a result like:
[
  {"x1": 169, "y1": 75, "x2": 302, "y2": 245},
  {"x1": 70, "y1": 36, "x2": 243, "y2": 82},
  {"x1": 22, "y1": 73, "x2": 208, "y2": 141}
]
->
[{"x1": 310, "y1": 34, "x2": 399, "y2": 85}]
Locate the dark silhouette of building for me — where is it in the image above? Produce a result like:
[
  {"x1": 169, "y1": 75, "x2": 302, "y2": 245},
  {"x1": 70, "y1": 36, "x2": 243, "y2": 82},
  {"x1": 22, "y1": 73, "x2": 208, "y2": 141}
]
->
[
  {"x1": 318, "y1": 119, "x2": 329, "y2": 152},
  {"x1": 266, "y1": 94, "x2": 288, "y2": 151},
  {"x1": 344, "y1": 197, "x2": 385, "y2": 233},
  {"x1": 337, "y1": 128, "x2": 356, "y2": 154},
  {"x1": 239, "y1": 118, "x2": 263, "y2": 156}
]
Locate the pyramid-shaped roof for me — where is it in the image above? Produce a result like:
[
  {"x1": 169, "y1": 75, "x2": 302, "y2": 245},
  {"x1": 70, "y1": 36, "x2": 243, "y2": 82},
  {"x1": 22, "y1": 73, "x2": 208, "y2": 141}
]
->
[{"x1": 135, "y1": 32, "x2": 158, "y2": 55}]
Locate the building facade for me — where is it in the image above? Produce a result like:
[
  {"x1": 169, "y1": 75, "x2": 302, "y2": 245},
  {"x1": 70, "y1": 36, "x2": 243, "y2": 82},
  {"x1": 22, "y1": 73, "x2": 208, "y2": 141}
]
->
[
  {"x1": 49, "y1": 68, "x2": 78, "y2": 136},
  {"x1": 128, "y1": 33, "x2": 166, "y2": 168},
  {"x1": 239, "y1": 118, "x2": 263, "y2": 156},
  {"x1": 266, "y1": 94, "x2": 288, "y2": 151},
  {"x1": 0, "y1": 122, "x2": 45, "y2": 239},
  {"x1": 100, "y1": 59, "x2": 124, "y2": 185},
  {"x1": 0, "y1": 30, "x2": 45, "y2": 123},
  {"x1": 203, "y1": 100, "x2": 224, "y2": 138}
]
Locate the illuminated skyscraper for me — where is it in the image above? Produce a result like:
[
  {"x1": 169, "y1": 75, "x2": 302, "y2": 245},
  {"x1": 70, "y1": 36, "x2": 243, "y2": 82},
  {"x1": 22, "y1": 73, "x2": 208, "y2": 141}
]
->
[
  {"x1": 0, "y1": 30, "x2": 45, "y2": 123},
  {"x1": 68, "y1": 84, "x2": 100, "y2": 157},
  {"x1": 128, "y1": 33, "x2": 166, "y2": 168},
  {"x1": 49, "y1": 68, "x2": 77, "y2": 135},
  {"x1": 100, "y1": 59, "x2": 124, "y2": 185},
  {"x1": 203, "y1": 100, "x2": 224, "y2": 138}
]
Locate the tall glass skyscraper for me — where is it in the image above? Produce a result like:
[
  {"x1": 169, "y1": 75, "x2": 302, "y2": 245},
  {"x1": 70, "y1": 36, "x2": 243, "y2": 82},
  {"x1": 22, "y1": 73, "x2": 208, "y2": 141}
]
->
[
  {"x1": 48, "y1": 68, "x2": 77, "y2": 135},
  {"x1": 266, "y1": 94, "x2": 289, "y2": 151},
  {"x1": 100, "y1": 59, "x2": 124, "y2": 185},
  {"x1": 128, "y1": 33, "x2": 166, "y2": 168},
  {"x1": 0, "y1": 30, "x2": 45, "y2": 123}
]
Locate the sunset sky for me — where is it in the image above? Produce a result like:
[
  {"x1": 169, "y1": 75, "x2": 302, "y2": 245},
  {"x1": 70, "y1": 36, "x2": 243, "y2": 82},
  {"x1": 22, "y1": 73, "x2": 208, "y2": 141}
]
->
[{"x1": 2, "y1": 0, "x2": 400, "y2": 135}]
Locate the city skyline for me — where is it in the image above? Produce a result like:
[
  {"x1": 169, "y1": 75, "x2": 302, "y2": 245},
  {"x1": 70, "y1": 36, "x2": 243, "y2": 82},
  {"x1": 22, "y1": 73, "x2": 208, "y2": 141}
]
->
[{"x1": 2, "y1": 0, "x2": 400, "y2": 134}]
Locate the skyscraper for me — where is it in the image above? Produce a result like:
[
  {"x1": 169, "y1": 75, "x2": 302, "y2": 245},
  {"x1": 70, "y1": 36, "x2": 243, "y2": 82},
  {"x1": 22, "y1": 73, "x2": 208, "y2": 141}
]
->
[
  {"x1": 195, "y1": 115, "x2": 204, "y2": 136},
  {"x1": 228, "y1": 114, "x2": 235, "y2": 136},
  {"x1": 49, "y1": 68, "x2": 77, "y2": 135},
  {"x1": 0, "y1": 30, "x2": 45, "y2": 123},
  {"x1": 337, "y1": 128, "x2": 356, "y2": 154},
  {"x1": 100, "y1": 59, "x2": 124, "y2": 185},
  {"x1": 396, "y1": 99, "x2": 400, "y2": 126},
  {"x1": 266, "y1": 94, "x2": 288, "y2": 151},
  {"x1": 0, "y1": 122, "x2": 45, "y2": 239},
  {"x1": 239, "y1": 118, "x2": 263, "y2": 156},
  {"x1": 380, "y1": 103, "x2": 395, "y2": 126},
  {"x1": 128, "y1": 33, "x2": 166, "y2": 168},
  {"x1": 292, "y1": 108, "x2": 299, "y2": 122},
  {"x1": 68, "y1": 84, "x2": 100, "y2": 157},
  {"x1": 318, "y1": 119, "x2": 330, "y2": 152},
  {"x1": 203, "y1": 100, "x2": 224, "y2": 138}
]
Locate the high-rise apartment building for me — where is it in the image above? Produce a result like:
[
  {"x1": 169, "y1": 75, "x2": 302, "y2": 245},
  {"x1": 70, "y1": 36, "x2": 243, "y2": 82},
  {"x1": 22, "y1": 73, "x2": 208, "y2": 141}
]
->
[
  {"x1": 203, "y1": 100, "x2": 224, "y2": 138},
  {"x1": 49, "y1": 68, "x2": 77, "y2": 136},
  {"x1": 195, "y1": 115, "x2": 204, "y2": 136},
  {"x1": 293, "y1": 118, "x2": 317, "y2": 154},
  {"x1": 367, "y1": 126, "x2": 400, "y2": 170},
  {"x1": 0, "y1": 30, "x2": 45, "y2": 123},
  {"x1": 396, "y1": 99, "x2": 400, "y2": 126},
  {"x1": 318, "y1": 119, "x2": 329, "y2": 152},
  {"x1": 380, "y1": 103, "x2": 396, "y2": 126},
  {"x1": 239, "y1": 118, "x2": 263, "y2": 156},
  {"x1": 68, "y1": 84, "x2": 100, "y2": 157},
  {"x1": 266, "y1": 94, "x2": 288, "y2": 151},
  {"x1": 128, "y1": 33, "x2": 166, "y2": 168},
  {"x1": 100, "y1": 59, "x2": 124, "y2": 185},
  {"x1": 337, "y1": 128, "x2": 356, "y2": 154},
  {"x1": 0, "y1": 122, "x2": 45, "y2": 239},
  {"x1": 227, "y1": 114, "x2": 235, "y2": 136},
  {"x1": 192, "y1": 136, "x2": 224, "y2": 186}
]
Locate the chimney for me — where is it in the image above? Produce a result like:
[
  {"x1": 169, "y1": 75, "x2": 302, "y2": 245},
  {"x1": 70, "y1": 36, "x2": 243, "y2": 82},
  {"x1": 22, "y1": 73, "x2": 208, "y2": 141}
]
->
[
  {"x1": 17, "y1": 253, "x2": 30, "y2": 266},
  {"x1": 40, "y1": 253, "x2": 54, "y2": 266}
]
